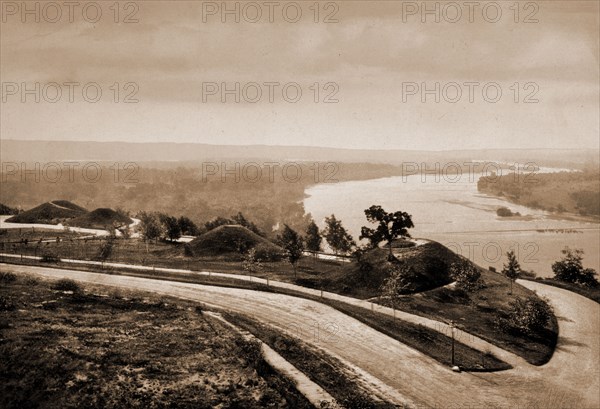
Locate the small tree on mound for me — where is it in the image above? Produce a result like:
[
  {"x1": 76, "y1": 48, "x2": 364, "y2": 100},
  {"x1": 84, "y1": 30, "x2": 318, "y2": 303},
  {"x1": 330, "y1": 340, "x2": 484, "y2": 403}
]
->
[
  {"x1": 502, "y1": 250, "x2": 522, "y2": 295},
  {"x1": 277, "y1": 224, "x2": 304, "y2": 277},
  {"x1": 552, "y1": 247, "x2": 599, "y2": 287},
  {"x1": 380, "y1": 265, "x2": 419, "y2": 307},
  {"x1": 449, "y1": 259, "x2": 485, "y2": 292}
]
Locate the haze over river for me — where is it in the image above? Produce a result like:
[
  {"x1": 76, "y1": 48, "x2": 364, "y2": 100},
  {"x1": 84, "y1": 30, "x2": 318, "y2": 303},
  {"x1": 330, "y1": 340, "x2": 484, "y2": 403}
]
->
[{"x1": 304, "y1": 173, "x2": 600, "y2": 277}]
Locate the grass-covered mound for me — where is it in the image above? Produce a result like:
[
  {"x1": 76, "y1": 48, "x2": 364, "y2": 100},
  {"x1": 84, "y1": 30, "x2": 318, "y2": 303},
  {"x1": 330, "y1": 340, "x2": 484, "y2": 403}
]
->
[
  {"x1": 186, "y1": 225, "x2": 283, "y2": 260},
  {"x1": 6, "y1": 201, "x2": 87, "y2": 224},
  {"x1": 68, "y1": 208, "x2": 132, "y2": 229},
  {"x1": 326, "y1": 240, "x2": 457, "y2": 297},
  {"x1": 388, "y1": 268, "x2": 558, "y2": 365}
]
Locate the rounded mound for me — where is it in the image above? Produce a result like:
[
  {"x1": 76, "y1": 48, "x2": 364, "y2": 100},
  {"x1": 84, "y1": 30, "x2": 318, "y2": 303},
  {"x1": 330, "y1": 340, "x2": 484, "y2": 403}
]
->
[
  {"x1": 6, "y1": 200, "x2": 87, "y2": 224},
  {"x1": 186, "y1": 225, "x2": 283, "y2": 259},
  {"x1": 68, "y1": 208, "x2": 132, "y2": 229},
  {"x1": 334, "y1": 240, "x2": 463, "y2": 295}
]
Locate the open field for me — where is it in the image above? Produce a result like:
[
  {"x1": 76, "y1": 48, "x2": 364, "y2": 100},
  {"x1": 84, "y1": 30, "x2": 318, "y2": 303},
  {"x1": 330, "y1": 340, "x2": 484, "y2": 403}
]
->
[{"x1": 0, "y1": 273, "x2": 313, "y2": 409}]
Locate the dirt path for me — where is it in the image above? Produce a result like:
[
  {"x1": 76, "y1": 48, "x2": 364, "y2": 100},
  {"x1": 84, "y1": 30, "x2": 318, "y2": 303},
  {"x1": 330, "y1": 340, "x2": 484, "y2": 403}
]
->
[
  {"x1": 3, "y1": 263, "x2": 597, "y2": 408},
  {"x1": 517, "y1": 279, "x2": 600, "y2": 408}
]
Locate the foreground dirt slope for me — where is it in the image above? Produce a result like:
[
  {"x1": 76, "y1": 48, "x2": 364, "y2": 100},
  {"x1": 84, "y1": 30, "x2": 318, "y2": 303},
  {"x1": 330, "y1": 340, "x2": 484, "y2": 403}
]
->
[{"x1": 2, "y1": 264, "x2": 598, "y2": 408}]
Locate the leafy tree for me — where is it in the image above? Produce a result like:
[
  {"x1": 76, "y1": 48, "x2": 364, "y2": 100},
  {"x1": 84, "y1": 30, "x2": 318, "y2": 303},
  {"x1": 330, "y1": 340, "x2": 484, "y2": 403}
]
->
[
  {"x1": 359, "y1": 205, "x2": 414, "y2": 259},
  {"x1": 159, "y1": 214, "x2": 182, "y2": 241},
  {"x1": 204, "y1": 216, "x2": 234, "y2": 231},
  {"x1": 177, "y1": 216, "x2": 199, "y2": 236},
  {"x1": 323, "y1": 214, "x2": 355, "y2": 256},
  {"x1": 204, "y1": 213, "x2": 263, "y2": 236},
  {"x1": 502, "y1": 250, "x2": 522, "y2": 295},
  {"x1": 232, "y1": 212, "x2": 263, "y2": 236},
  {"x1": 305, "y1": 220, "x2": 322, "y2": 254},
  {"x1": 449, "y1": 259, "x2": 484, "y2": 292},
  {"x1": 277, "y1": 224, "x2": 304, "y2": 277},
  {"x1": 380, "y1": 265, "x2": 419, "y2": 307},
  {"x1": 138, "y1": 212, "x2": 163, "y2": 250},
  {"x1": 97, "y1": 236, "x2": 115, "y2": 261},
  {"x1": 552, "y1": 247, "x2": 598, "y2": 287},
  {"x1": 242, "y1": 248, "x2": 263, "y2": 275},
  {"x1": 498, "y1": 296, "x2": 553, "y2": 335}
]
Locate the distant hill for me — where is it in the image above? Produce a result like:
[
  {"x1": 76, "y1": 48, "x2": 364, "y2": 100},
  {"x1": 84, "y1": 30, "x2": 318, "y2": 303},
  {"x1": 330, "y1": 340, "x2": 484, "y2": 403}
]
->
[
  {"x1": 1, "y1": 139, "x2": 596, "y2": 168},
  {"x1": 68, "y1": 208, "x2": 133, "y2": 229},
  {"x1": 186, "y1": 225, "x2": 283, "y2": 260},
  {"x1": 6, "y1": 201, "x2": 88, "y2": 224}
]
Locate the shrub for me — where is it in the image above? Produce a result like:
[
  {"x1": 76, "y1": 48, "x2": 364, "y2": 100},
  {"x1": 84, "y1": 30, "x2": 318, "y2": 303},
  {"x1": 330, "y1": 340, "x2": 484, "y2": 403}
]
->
[
  {"x1": 449, "y1": 259, "x2": 485, "y2": 292},
  {"x1": 552, "y1": 247, "x2": 599, "y2": 287},
  {"x1": 0, "y1": 295, "x2": 15, "y2": 311},
  {"x1": 53, "y1": 278, "x2": 82, "y2": 293},
  {"x1": 253, "y1": 242, "x2": 284, "y2": 262},
  {"x1": 0, "y1": 271, "x2": 17, "y2": 283},
  {"x1": 497, "y1": 296, "x2": 553, "y2": 335},
  {"x1": 40, "y1": 250, "x2": 60, "y2": 263}
]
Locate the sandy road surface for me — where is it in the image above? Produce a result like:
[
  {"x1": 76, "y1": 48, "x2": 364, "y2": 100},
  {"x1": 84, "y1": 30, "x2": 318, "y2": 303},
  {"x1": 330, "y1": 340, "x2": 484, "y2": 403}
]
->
[{"x1": 3, "y1": 264, "x2": 598, "y2": 408}]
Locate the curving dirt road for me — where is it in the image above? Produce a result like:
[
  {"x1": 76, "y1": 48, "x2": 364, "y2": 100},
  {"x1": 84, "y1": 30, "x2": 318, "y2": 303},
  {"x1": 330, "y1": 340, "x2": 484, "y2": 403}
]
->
[{"x1": 2, "y1": 263, "x2": 598, "y2": 408}]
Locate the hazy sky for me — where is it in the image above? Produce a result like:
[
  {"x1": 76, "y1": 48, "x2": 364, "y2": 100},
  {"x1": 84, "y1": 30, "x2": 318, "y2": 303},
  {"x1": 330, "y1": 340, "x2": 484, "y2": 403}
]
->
[{"x1": 1, "y1": 1, "x2": 598, "y2": 150}]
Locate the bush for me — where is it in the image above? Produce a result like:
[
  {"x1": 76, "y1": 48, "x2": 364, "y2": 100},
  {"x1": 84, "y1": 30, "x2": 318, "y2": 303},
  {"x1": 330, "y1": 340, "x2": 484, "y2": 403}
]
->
[
  {"x1": 53, "y1": 278, "x2": 82, "y2": 293},
  {"x1": 449, "y1": 259, "x2": 485, "y2": 292},
  {"x1": 0, "y1": 271, "x2": 17, "y2": 283},
  {"x1": 40, "y1": 251, "x2": 60, "y2": 263},
  {"x1": 0, "y1": 295, "x2": 15, "y2": 311},
  {"x1": 253, "y1": 242, "x2": 284, "y2": 262},
  {"x1": 552, "y1": 247, "x2": 599, "y2": 288},
  {"x1": 497, "y1": 296, "x2": 553, "y2": 335}
]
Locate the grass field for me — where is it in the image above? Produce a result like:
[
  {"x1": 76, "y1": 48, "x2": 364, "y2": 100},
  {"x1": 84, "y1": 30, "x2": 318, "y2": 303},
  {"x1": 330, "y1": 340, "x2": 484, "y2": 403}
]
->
[{"x1": 0, "y1": 273, "x2": 313, "y2": 409}]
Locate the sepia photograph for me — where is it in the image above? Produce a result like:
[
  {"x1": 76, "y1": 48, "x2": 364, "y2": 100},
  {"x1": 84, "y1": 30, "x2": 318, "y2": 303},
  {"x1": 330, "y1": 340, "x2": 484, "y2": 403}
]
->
[{"x1": 0, "y1": 1, "x2": 599, "y2": 408}]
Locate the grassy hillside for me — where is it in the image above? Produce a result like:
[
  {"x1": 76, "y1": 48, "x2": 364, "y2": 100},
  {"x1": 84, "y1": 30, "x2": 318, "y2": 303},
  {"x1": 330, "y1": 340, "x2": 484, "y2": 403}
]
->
[
  {"x1": 68, "y1": 208, "x2": 132, "y2": 229},
  {"x1": 386, "y1": 268, "x2": 558, "y2": 365},
  {"x1": 6, "y1": 201, "x2": 87, "y2": 224},
  {"x1": 0, "y1": 273, "x2": 312, "y2": 409},
  {"x1": 186, "y1": 225, "x2": 284, "y2": 260},
  {"x1": 317, "y1": 241, "x2": 456, "y2": 298}
]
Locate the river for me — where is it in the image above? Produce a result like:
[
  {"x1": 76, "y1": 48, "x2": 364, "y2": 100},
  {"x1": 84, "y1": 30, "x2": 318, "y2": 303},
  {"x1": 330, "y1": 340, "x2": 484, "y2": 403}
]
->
[{"x1": 304, "y1": 173, "x2": 600, "y2": 278}]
